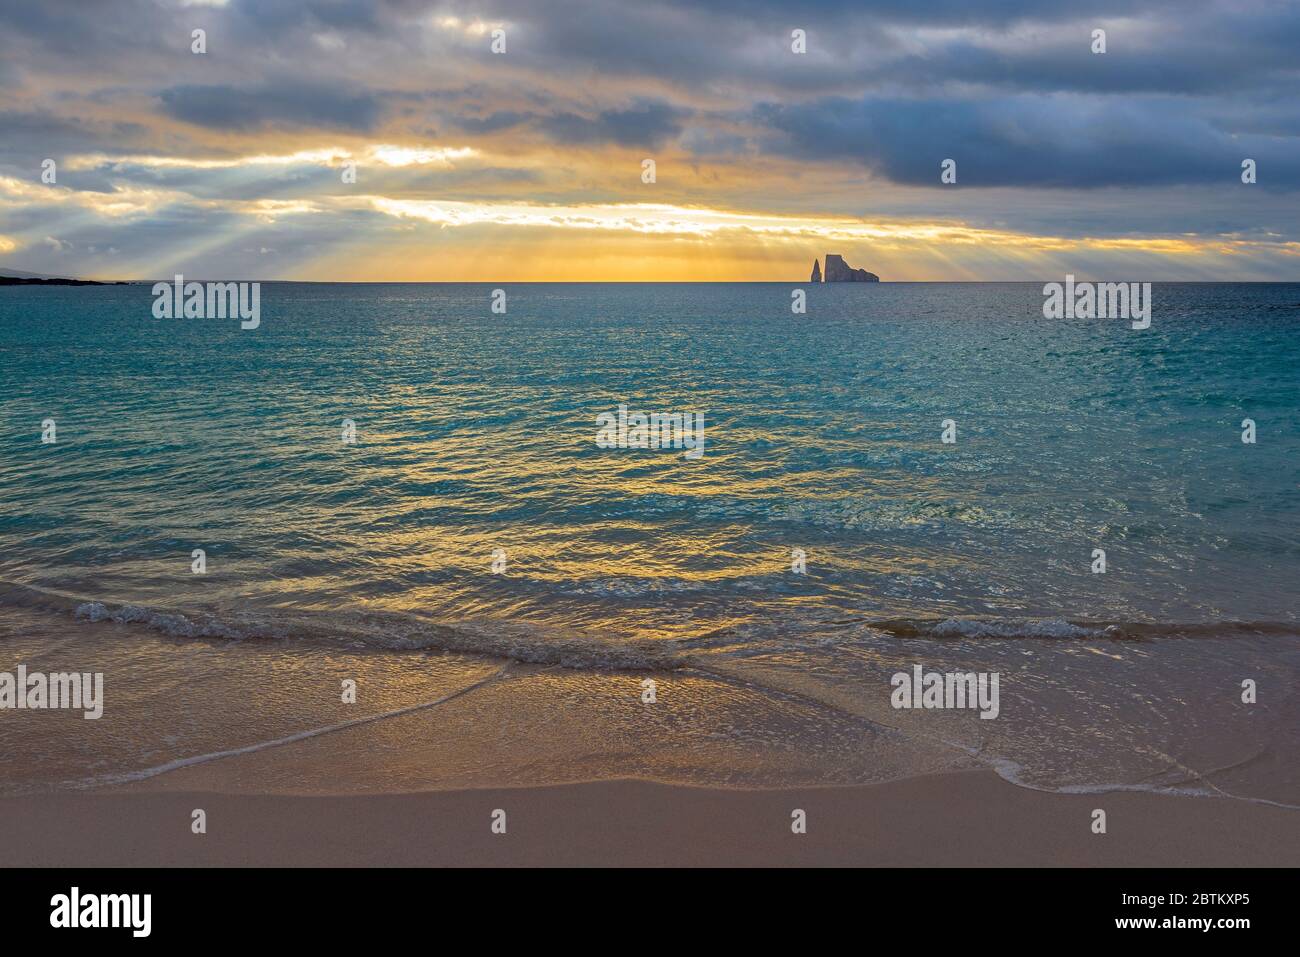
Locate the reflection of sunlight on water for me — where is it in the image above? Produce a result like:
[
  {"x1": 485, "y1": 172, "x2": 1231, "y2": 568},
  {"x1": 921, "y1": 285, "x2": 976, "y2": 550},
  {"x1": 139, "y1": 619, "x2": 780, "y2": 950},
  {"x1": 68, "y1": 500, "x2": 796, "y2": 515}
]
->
[{"x1": 2, "y1": 282, "x2": 1298, "y2": 645}]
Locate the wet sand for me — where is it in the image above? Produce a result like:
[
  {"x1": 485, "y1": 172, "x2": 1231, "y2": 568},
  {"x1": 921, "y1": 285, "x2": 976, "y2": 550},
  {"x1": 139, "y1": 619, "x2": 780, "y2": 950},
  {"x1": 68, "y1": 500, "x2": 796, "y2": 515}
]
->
[{"x1": 2, "y1": 770, "x2": 1295, "y2": 867}]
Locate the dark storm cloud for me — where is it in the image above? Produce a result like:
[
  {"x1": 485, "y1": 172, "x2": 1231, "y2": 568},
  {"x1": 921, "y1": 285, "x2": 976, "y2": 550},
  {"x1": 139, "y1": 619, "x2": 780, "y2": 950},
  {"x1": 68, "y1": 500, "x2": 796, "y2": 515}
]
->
[
  {"x1": 440, "y1": 101, "x2": 688, "y2": 149},
  {"x1": 158, "y1": 82, "x2": 383, "y2": 132},
  {"x1": 0, "y1": 0, "x2": 147, "y2": 56},
  {"x1": 417, "y1": 0, "x2": 1299, "y2": 189},
  {"x1": 537, "y1": 103, "x2": 688, "y2": 148},
  {"x1": 439, "y1": 0, "x2": 1186, "y2": 32},
  {"x1": 447, "y1": 111, "x2": 532, "y2": 134},
  {"x1": 755, "y1": 94, "x2": 1300, "y2": 189},
  {"x1": 2, "y1": 0, "x2": 1296, "y2": 177},
  {"x1": 0, "y1": 111, "x2": 151, "y2": 173}
]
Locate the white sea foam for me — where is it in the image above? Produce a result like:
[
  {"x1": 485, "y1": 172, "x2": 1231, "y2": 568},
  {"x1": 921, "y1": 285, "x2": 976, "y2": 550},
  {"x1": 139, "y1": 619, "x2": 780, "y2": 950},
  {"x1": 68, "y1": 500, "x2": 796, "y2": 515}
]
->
[{"x1": 71, "y1": 598, "x2": 692, "y2": 670}]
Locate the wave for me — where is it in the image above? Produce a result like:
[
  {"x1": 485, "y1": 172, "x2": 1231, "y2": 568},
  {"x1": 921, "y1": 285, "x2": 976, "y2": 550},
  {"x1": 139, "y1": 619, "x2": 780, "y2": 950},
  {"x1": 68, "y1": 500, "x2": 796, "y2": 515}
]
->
[
  {"x1": 0, "y1": 579, "x2": 692, "y2": 671},
  {"x1": 987, "y1": 754, "x2": 1300, "y2": 810},
  {"x1": 872, "y1": 616, "x2": 1300, "y2": 641},
  {"x1": 73, "y1": 601, "x2": 695, "y2": 670},
  {"x1": 1, "y1": 579, "x2": 1294, "y2": 673},
  {"x1": 695, "y1": 660, "x2": 1300, "y2": 810}
]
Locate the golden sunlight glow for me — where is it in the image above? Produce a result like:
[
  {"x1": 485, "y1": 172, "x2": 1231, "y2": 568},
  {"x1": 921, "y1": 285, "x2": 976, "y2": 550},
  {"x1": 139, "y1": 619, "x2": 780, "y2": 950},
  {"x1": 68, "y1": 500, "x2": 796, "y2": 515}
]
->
[
  {"x1": 370, "y1": 146, "x2": 478, "y2": 167},
  {"x1": 11, "y1": 161, "x2": 1297, "y2": 282},
  {"x1": 368, "y1": 198, "x2": 1008, "y2": 241},
  {"x1": 65, "y1": 150, "x2": 351, "y2": 170},
  {"x1": 365, "y1": 197, "x2": 1300, "y2": 263},
  {"x1": 432, "y1": 14, "x2": 502, "y2": 37},
  {"x1": 0, "y1": 175, "x2": 182, "y2": 217},
  {"x1": 65, "y1": 145, "x2": 478, "y2": 171}
]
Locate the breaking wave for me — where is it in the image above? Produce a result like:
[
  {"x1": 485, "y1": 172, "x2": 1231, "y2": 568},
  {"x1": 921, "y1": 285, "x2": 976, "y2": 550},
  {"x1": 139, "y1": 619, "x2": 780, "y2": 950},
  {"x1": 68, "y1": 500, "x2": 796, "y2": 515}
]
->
[
  {"x1": 1, "y1": 579, "x2": 1294, "y2": 675},
  {"x1": 0, "y1": 579, "x2": 692, "y2": 670},
  {"x1": 872, "y1": 616, "x2": 1299, "y2": 641}
]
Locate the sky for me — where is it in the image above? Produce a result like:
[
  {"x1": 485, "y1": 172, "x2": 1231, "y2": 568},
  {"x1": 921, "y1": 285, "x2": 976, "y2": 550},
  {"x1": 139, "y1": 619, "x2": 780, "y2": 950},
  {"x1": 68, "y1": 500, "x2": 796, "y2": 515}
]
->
[{"x1": 0, "y1": 0, "x2": 1297, "y2": 281}]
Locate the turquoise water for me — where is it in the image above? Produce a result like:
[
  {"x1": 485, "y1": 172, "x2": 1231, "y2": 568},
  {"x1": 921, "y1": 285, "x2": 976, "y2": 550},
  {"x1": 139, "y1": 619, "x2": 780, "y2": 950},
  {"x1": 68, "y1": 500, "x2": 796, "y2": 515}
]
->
[{"x1": 1, "y1": 282, "x2": 1297, "y2": 798}]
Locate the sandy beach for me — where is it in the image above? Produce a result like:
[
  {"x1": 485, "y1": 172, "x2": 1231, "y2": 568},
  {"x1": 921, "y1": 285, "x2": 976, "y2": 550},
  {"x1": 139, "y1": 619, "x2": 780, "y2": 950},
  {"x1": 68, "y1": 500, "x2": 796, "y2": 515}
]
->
[
  {"x1": 2, "y1": 770, "x2": 1294, "y2": 867},
  {"x1": 2, "y1": 612, "x2": 1297, "y2": 868}
]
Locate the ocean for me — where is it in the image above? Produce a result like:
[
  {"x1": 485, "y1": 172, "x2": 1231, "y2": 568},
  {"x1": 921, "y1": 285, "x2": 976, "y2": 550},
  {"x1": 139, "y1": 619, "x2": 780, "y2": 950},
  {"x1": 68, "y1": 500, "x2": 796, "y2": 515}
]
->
[{"x1": 1, "y1": 282, "x2": 1297, "y2": 802}]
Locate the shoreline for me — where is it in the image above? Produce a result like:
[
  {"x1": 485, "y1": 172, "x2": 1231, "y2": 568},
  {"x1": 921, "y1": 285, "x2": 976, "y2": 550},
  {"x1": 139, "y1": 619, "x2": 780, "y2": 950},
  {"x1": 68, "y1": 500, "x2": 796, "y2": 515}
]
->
[
  {"x1": 3, "y1": 607, "x2": 1298, "y2": 812},
  {"x1": 2, "y1": 770, "x2": 1296, "y2": 866}
]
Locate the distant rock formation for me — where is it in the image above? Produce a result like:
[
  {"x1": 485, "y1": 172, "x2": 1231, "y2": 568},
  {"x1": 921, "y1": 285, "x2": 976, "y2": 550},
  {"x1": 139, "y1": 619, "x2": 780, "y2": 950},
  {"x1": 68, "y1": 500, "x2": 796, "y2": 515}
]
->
[
  {"x1": 823, "y1": 254, "x2": 879, "y2": 282},
  {"x1": 811, "y1": 259, "x2": 821, "y2": 282}
]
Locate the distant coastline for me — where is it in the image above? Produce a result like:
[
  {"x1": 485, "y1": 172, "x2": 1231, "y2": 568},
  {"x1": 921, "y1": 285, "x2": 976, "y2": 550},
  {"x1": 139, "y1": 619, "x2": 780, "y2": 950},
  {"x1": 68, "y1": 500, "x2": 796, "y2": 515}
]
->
[{"x1": 0, "y1": 276, "x2": 123, "y2": 287}]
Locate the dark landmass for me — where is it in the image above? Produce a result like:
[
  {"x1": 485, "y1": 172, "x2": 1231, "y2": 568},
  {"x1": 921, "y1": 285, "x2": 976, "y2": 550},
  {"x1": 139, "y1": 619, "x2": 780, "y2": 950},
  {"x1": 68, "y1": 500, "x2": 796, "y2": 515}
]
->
[{"x1": 0, "y1": 276, "x2": 122, "y2": 286}]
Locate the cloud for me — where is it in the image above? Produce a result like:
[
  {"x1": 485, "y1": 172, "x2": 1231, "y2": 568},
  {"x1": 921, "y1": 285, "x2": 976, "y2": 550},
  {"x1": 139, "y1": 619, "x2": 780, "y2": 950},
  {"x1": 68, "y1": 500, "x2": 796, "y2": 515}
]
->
[
  {"x1": 1, "y1": 0, "x2": 1298, "y2": 279},
  {"x1": 537, "y1": 102, "x2": 688, "y2": 148},
  {"x1": 755, "y1": 95, "x2": 1300, "y2": 189},
  {"x1": 158, "y1": 81, "x2": 383, "y2": 131},
  {"x1": 447, "y1": 111, "x2": 531, "y2": 134}
]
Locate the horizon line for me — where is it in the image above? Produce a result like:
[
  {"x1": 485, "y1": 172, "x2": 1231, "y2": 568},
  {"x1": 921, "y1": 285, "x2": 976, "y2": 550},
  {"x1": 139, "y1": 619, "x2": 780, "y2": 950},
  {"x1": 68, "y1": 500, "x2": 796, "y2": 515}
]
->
[{"x1": 8, "y1": 275, "x2": 1300, "y2": 286}]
